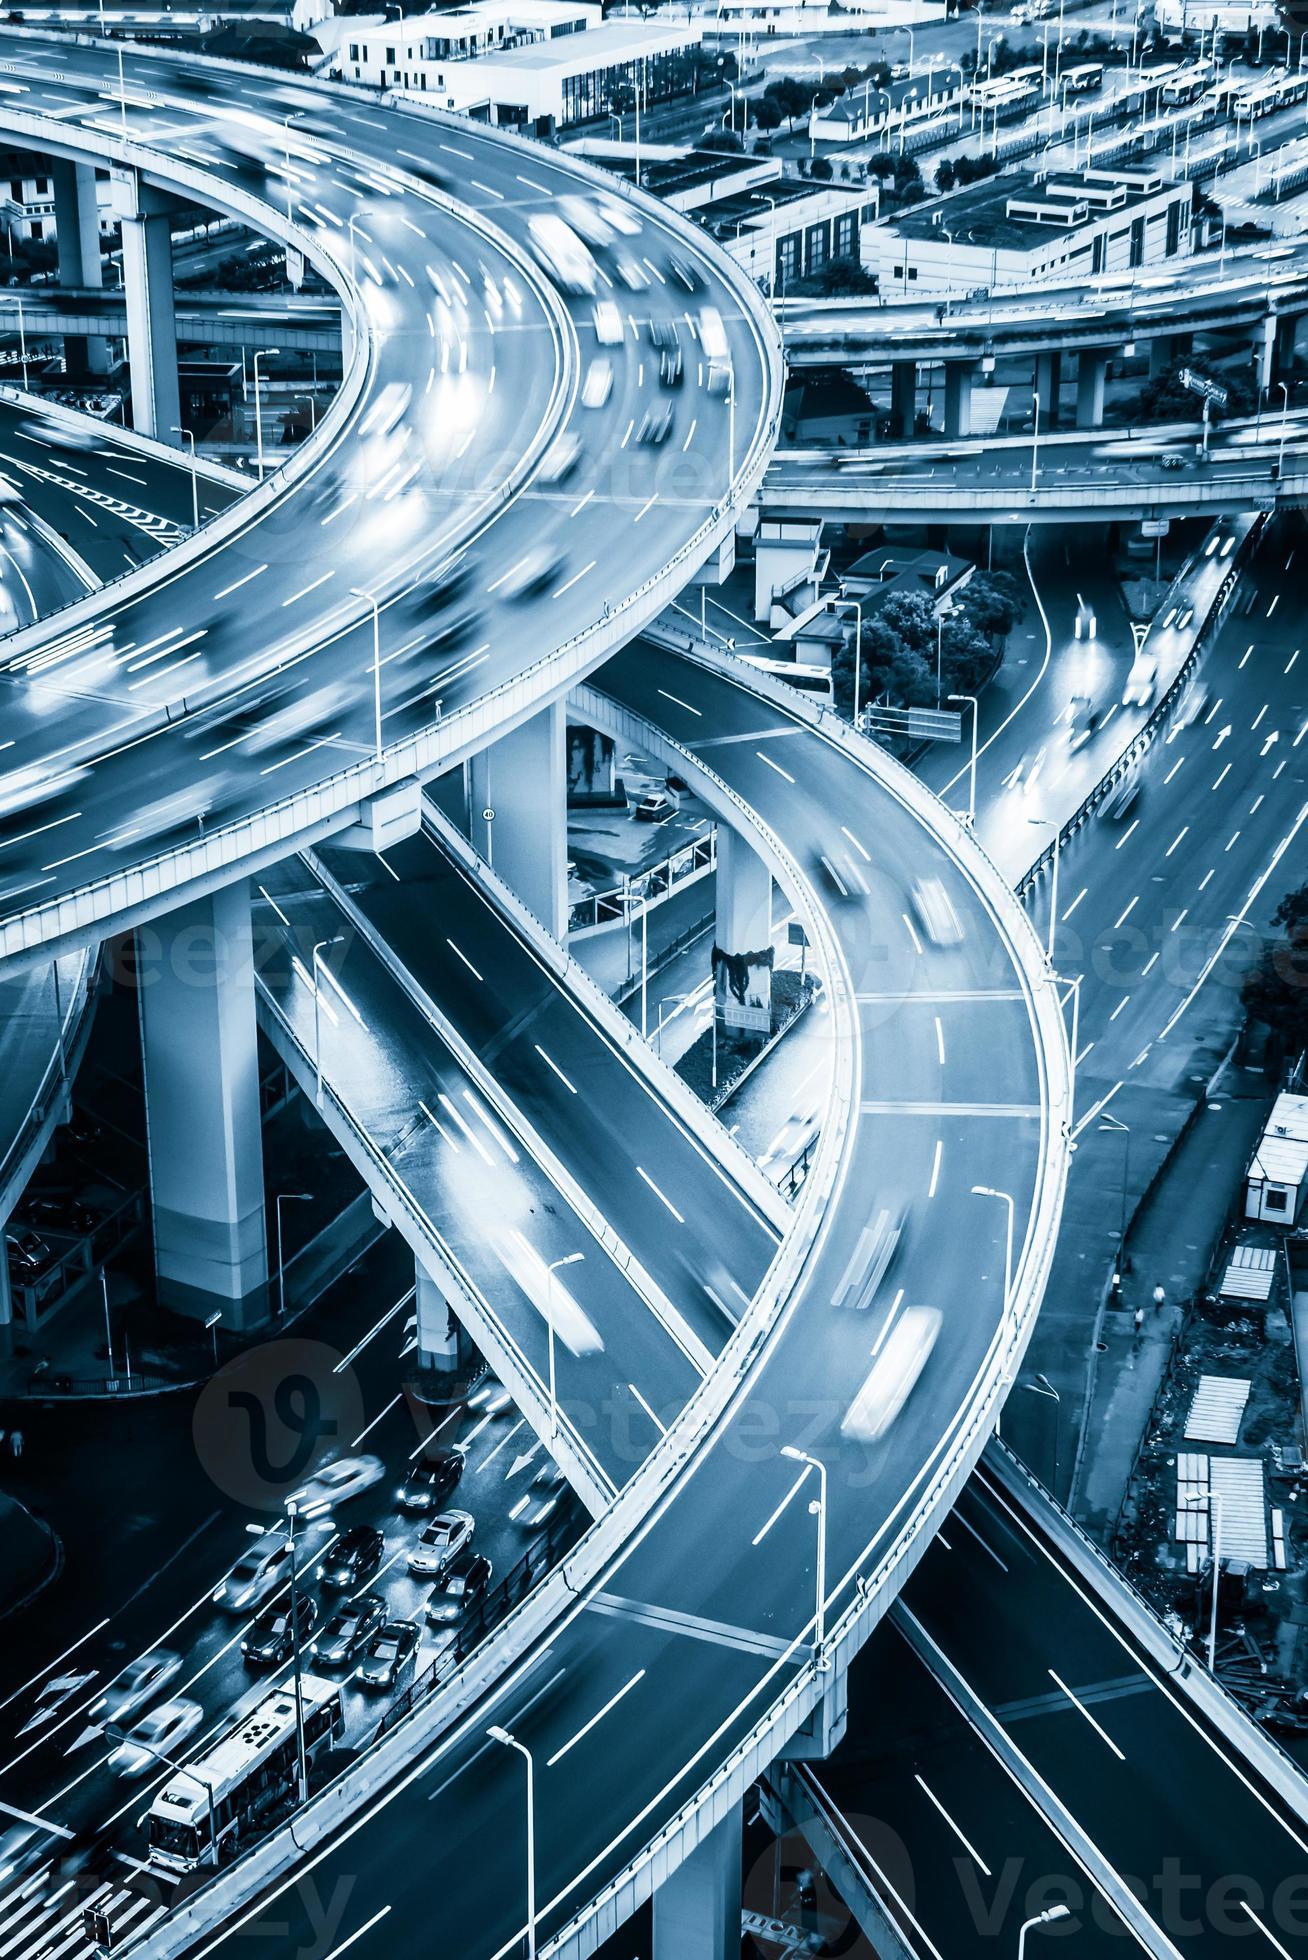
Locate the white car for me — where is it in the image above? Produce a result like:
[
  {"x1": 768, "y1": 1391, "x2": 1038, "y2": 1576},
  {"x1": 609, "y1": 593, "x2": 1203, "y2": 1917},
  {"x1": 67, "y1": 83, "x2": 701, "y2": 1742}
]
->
[
  {"x1": 592, "y1": 301, "x2": 623, "y2": 346},
  {"x1": 499, "y1": 546, "x2": 563, "y2": 601},
  {"x1": 613, "y1": 254, "x2": 649, "y2": 292},
  {"x1": 910, "y1": 877, "x2": 963, "y2": 947},
  {"x1": 538, "y1": 432, "x2": 582, "y2": 484},
  {"x1": 406, "y1": 1509, "x2": 475, "y2": 1579},
  {"x1": 100, "y1": 1650, "x2": 183, "y2": 1728},
  {"x1": 841, "y1": 1305, "x2": 942, "y2": 1443},
  {"x1": 831, "y1": 1208, "x2": 905, "y2": 1311},
  {"x1": 284, "y1": 1453, "x2": 384, "y2": 1520},
  {"x1": 212, "y1": 1536, "x2": 293, "y2": 1612},
  {"x1": 108, "y1": 1697, "x2": 204, "y2": 1778},
  {"x1": 596, "y1": 193, "x2": 641, "y2": 237},
  {"x1": 582, "y1": 357, "x2": 614, "y2": 409}
]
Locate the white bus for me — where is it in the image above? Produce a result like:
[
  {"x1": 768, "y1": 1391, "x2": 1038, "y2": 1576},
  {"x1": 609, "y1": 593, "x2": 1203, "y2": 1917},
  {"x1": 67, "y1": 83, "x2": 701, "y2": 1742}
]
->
[
  {"x1": 741, "y1": 654, "x2": 834, "y2": 702},
  {"x1": 1061, "y1": 61, "x2": 1104, "y2": 94},
  {"x1": 146, "y1": 1677, "x2": 344, "y2": 1874},
  {"x1": 1160, "y1": 62, "x2": 1210, "y2": 106}
]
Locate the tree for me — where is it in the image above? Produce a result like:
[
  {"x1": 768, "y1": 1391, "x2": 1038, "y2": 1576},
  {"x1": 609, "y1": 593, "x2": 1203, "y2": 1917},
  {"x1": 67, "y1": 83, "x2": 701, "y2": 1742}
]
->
[
  {"x1": 936, "y1": 157, "x2": 957, "y2": 193},
  {"x1": 751, "y1": 97, "x2": 783, "y2": 131},
  {"x1": 700, "y1": 127, "x2": 744, "y2": 153},
  {"x1": 789, "y1": 254, "x2": 878, "y2": 296},
  {"x1": 809, "y1": 155, "x2": 834, "y2": 180},
  {"x1": 1242, "y1": 885, "x2": 1308, "y2": 1056},
  {"x1": 959, "y1": 569, "x2": 1021, "y2": 639}
]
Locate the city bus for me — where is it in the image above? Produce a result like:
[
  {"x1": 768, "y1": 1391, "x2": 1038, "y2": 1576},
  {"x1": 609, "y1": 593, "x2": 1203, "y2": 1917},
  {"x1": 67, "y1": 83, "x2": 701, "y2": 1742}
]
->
[
  {"x1": 146, "y1": 1677, "x2": 344, "y2": 1874},
  {"x1": 1061, "y1": 61, "x2": 1105, "y2": 94},
  {"x1": 1160, "y1": 61, "x2": 1211, "y2": 106},
  {"x1": 741, "y1": 654, "x2": 834, "y2": 702}
]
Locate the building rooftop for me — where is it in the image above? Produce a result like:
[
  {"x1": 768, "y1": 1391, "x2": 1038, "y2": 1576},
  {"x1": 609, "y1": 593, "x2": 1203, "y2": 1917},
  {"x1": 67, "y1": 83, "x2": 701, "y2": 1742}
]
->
[
  {"x1": 596, "y1": 148, "x2": 776, "y2": 206},
  {"x1": 889, "y1": 166, "x2": 1174, "y2": 250},
  {"x1": 698, "y1": 176, "x2": 867, "y2": 239},
  {"x1": 452, "y1": 15, "x2": 696, "y2": 65},
  {"x1": 819, "y1": 63, "x2": 961, "y2": 121}
]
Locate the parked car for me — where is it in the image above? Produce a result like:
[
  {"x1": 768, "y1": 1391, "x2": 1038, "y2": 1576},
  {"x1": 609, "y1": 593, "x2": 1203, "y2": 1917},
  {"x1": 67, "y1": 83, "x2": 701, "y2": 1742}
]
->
[
  {"x1": 406, "y1": 1510, "x2": 475, "y2": 1580},
  {"x1": 634, "y1": 787, "x2": 680, "y2": 824},
  {"x1": 213, "y1": 1537, "x2": 293, "y2": 1613},
  {"x1": 425, "y1": 1551, "x2": 492, "y2": 1627},
  {"x1": 107, "y1": 1697, "x2": 204, "y2": 1778},
  {"x1": 100, "y1": 1650, "x2": 182, "y2": 1728},
  {"x1": 20, "y1": 1193, "x2": 96, "y2": 1236},
  {"x1": 355, "y1": 1619, "x2": 421, "y2": 1691},
  {"x1": 317, "y1": 1523, "x2": 385, "y2": 1592},
  {"x1": 242, "y1": 1591, "x2": 319, "y2": 1668},
  {"x1": 310, "y1": 1593, "x2": 387, "y2": 1669},
  {"x1": 284, "y1": 1453, "x2": 384, "y2": 1520},
  {"x1": 6, "y1": 1228, "x2": 53, "y2": 1280},
  {"x1": 397, "y1": 1445, "x2": 467, "y2": 1515}
]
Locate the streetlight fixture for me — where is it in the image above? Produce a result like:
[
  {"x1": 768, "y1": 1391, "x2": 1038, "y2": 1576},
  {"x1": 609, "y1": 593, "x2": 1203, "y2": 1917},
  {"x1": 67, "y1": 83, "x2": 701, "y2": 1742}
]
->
[
  {"x1": 1019, "y1": 1904, "x2": 1071, "y2": 1958},
  {"x1": 1027, "y1": 815, "x2": 1060, "y2": 963},
  {"x1": 487, "y1": 1726, "x2": 536, "y2": 1959},
  {"x1": 948, "y1": 693, "x2": 978, "y2": 827},
  {"x1": 1277, "y1": 379, "x2": 1290, "y2": 477},
  {"x1": 1029, "y1": 386, "x2": 1042, "y2": 496},
  {"x1": 779, "y1": 1444, "x2": 829, "y2": 1670},
  {"x1": 972, "y1": 1184, "x2": 1015, "y2": 1317},
  {"x1": 274, "y1": 1191, "x2": 313, "y2": 1320},
  {"x1": 310, "y1": 934, "x2": 344, "y2": 1105},
  {"x1": 170, "y1": 424, "x2": 199, "y2": 529},
  {"x1": 351, "y1": 585, "x2": 384, "y2": 765},
  {"x1": 100, "y1": 1267, "x2": 116, "y2": 1380},
  {"x1": 204, "y1": 1307, "x2": 222, "y2": 1370},
  {"x1": 252, "y1": 346, "x2": 281, "y2": 479},
  {"x1": 1020, "y1": 1372, "x2": 1060, "y2": 1490},
  {"x1": 545, "y1": 1252, "x2": 584, "y2": 1439}
]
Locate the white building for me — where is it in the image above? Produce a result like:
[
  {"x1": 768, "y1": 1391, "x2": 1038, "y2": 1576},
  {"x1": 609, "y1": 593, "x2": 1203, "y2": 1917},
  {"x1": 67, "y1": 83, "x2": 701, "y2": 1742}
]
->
[
  {"x1": 809, "y1": 64, "x2": 963, "y2": 146},
  {"x1": 866, "y1": 166, "x2": 1194, "y2": 294},
  {"x1": 334, "y1": 3, "x2": 702, "y2": 130},
  {"x1": 1155, "y1": 0, "x2": 1278, "y2": 35},
  {"x1": 1246, "y1": 1093, "x2": 1308, "y2": 1227}
]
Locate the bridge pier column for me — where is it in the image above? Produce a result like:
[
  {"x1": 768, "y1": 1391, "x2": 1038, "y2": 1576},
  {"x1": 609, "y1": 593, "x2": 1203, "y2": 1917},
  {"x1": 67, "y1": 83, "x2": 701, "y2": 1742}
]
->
[
  {"x1": 137, "y1": 880, "x2": 268, "y2": 1328},
  {"x1": 0, "y1": 1238, "x2": 12, "y2": 1355},
  {"x1": 1274, "y1": 313, "x2": 1300, "y2": 381},
  {"x1": 468, "y1": 701, "x2": 568, "y2": 939},
  {"x1": 1255, "y1": 313, "x2": 1277, "y2": 394},
  {"x1": 112, "y1": 172, "x2": 181, "y2": 444},
  {"x1": 51, "y1": 159, "x2": 108, "y2": 376},
  {"x1": 415, "y1": 1263, "x2": 470, "y2": 1373},
  {"x1": 1075, "y1": 348, "x2": 1109, "y2": 430},
  {"x1": 714, "y1": 825, "x2": 772, "y2": 1034},
  {"x1": 942, "y1": 359, "x2": 977, "y2": 439},
  {"x1": 890, "y1": 359, "x2": 916, "y2": 440},
  {"x1": 652, "y1": 1801, "x2": 743, "y2": 1960},
  {"x1": 1034, "y1": 349, "x2": 1061, "y2": 428}
]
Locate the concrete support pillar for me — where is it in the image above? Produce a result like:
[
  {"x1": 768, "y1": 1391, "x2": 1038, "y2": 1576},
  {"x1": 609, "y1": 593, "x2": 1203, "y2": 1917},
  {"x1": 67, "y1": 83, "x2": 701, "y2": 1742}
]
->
[
  {"x1": 1148, "y1": 332, "x2": 1188, "y2": 381},
  {"x1": 51, "y1": 160, "x2": 108, "y2": 376},
  {"x1": 1075, "y1": 349, "x2": 1109, "y2": 431},
  {"x1": 566, "y1": 723, "x2": 619, "y2": 805},
  {"x1": 1274, "y1": 314, "x2": 1300, "y2": 382},
  {"x1": 1034, "y1": 349, "x2": 1062, "y2": 428},
  {"x1": 138, "y1": 880, "x2": 268, "y2": 1328},
  {"x1": 427, "y1": 761, "x2": 469, "y2": 835},
  {"x1": 890, "y1": 358, "x2": 916, "y2": 440},
  {"x1": 112, "y1": 173, "x2": 180, "y2": 444},
  {"x1": 713, "y1": 824, "x2": 772, "y2": 1033},
  {"x1": 652, "y1": 1802, "x2": 743, "y2": 1960},
  {"x1": 415, "y1": 1264, "x2": 466, "y2": 1372},
  {"x1": 469, "y1": 701, "x2": 567, "y2": 939},
  {"x1": 1255, "y1": 314, "x2": 1276, "y2": 394},
  {"x1": 943, "y1": 359, "x2": 977, "y2": 439}
]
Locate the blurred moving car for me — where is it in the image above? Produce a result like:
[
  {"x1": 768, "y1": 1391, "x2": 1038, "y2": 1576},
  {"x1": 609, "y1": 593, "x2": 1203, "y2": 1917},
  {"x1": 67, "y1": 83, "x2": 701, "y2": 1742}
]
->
[
  {"x1": 468, "y1": 1378, "x2": 512, "y2": 1417},
  {"x1": 212, "y1": 1537, "x2": 293, "y2": 1613},
  {"x1": 636, "y1": 402, "x2": 674, "y2": 446},
  {"x1": 284, "y1": 1454, "x2": 384, "y2": 1519},
  {"x1": 539, "y1": 432, "x2": 582, "y2": 484},
  {"x1": 592, "y1": 302, "x2": 623, "y2": 346},
  {"x1": 840, "y1": 1305, "x2": 942, "y2": 1443},
  {"x1": 499, "y1": 546, "x2": 563, "y2": 600},
  {"x1": 108, "y1": 1697, "x2": 204, "y2": 1777},
  {"x1": 356, "y1": 1619, "x2": 421, "y2": 1691},
  {"x1": 100, "y1": 1650, "x2": 182, "y2": 1727},
  {"x1": 582, "y1": 358, "x2": 613, "y2": 409},
  {"x1": 831, "y1": 1207, "x2": 905, "y2": 1311},
  {"x1": 910, "y1": 877, "x2": 963, "y2": 947},
  {"x1": 514, "y1": 1460, "x2": 568, "y2": 1532}
]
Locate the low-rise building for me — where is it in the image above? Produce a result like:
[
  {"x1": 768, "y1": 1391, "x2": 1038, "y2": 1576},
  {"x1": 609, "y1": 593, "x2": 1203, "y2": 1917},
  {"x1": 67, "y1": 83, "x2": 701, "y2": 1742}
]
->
[
  {"x1": 841, "y1": 544, "x2": 974, "y2": 614},
  {"x1": 809, "y1": 63, "x2": 963, "y2": 146},
  {"x1": 334, "y1": 3, "x2": 701, "y2": 131},
  {"x1": 1245, "y1": 1093, "x2": 1308, "y2": 1228},
  {"x1": 865, "y1": 165, "x2": 1194, "y2": 293}
]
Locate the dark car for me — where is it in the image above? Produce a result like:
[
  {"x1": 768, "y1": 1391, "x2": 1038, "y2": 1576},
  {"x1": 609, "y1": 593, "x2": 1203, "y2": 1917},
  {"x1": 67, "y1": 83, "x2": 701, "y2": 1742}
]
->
[
  {"x1": 397, "y1": 1446, "x2": 466, "y2": 1516},
  {"x1": 411, "y1": 552, "x2": 472, "y2": 616},
  {"x1": 636, "y1": 402, "x2": 674, "y2": 446},
  {"x1": 6, "y1": 1228, "x2": 53, "y2": 1279},
  {"x1": 241, "y1": 1592, "x2": 318, "y2": 1668},
  {"x1": 355, "y1": 1619, "x2": 420, "y2": 1691},
  {"x1": 317, "y1": 1523, "x2": 385, "y2": 1592},
  {"x1": 309, "y1": 1592, "x2": 387, "y2": 1668},
  {"x1": 659, "y1": 346, "x2": 684, "y2": 389},
  {"x1": 20, "y1": 1194, "x2": 96, "y2": 1236},
  {"x1": 425, "y1": 1551, "x2": 492, "y2": 1627}
]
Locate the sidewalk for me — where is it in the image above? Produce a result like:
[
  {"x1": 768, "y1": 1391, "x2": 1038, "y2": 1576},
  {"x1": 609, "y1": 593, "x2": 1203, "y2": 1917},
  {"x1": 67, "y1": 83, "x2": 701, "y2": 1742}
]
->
[{"x1": 1067, "y1": 1063, "x2": 1272, "y2": 1542}]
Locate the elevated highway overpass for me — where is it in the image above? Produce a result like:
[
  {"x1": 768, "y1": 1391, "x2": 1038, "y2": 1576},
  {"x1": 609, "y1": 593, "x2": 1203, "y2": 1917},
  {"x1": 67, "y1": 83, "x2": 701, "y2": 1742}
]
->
[
  {"x1": 0, "y1": 284, "x2": 342, "y2": 356},
  {"x1": 0, "y1": 27, "x2": 1069, "y2": 1960}
]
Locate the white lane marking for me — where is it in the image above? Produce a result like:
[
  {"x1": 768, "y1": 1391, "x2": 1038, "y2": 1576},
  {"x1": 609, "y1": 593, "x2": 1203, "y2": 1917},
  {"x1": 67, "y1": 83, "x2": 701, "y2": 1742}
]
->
[
  {"x1": 756, "y1": 751, "x2": 795, "y2": 784},
  {"x1": 534, "y1": 1045, "x2": 577, "y2": 1094},
  {"x1": 914, "y1": 1776, "x2": 991, "y2": 1876},
  {"x1": 636, "y1": 1165, "x2": 685, "y2": 1223},
  {"x1": 212, "y1": 562, "x2": 266, "y2": 601},
  {"x1": 657, "y1": 688, "x2": 701, "y2": 717},
  {"x1": 628, "y1": 1382, "x2": 666, "y2": 1436},
  {"x1": 446, "y1": 938, "x2": 483, "y2": 984},
  {"x1": 546, "y1": 1670, "x2": 645, "y2": 1769},
  {"x1": 323, "y1": 1908, "x2": 392, "y2": 1960},
  {"x1": 1048, "y1": 1668, "x2": 1125, "y2": 1760},
  {"x1": 753, "y1": 1467, "x2": 811, "y2": 1548},
  {"x1": 927, "y1": 1139, "x2": 943, "y2": 1200}
]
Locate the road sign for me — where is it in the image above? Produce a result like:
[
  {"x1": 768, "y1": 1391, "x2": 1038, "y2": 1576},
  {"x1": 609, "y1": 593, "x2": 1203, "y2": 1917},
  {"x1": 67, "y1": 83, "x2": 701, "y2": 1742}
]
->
[
  {"x1": 786, "y1": 921, "x2": 809, "y2": 948},
  {"x1": 1178, "y1": 366, "x2": 1228, "y2": 408},
  {"x1": 861, "y1": 705, "x2": 962, "y2": 743},
  {"x1": 1140, "y1": 519, "x2": 1170, "y2": 537},
  {"x1": 481, "y1": 807, "x2": 495, "y2": 823}
]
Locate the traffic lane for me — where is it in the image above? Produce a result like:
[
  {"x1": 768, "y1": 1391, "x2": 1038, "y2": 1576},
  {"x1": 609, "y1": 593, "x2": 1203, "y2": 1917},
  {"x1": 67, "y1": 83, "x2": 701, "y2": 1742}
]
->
[
  {"x1": 314, "y1": 830, "x2": 779, "y2": 1316},
  {"x1": 0, "y1": 504, "x2": 90, "y2": 623},
  {"x1": 904, "y1": 1480, "x2": 1308, "y2": 1958},
  {"x1": 252, "y1": 877, "x2": 709, "y2": 1488},
  {"x1": 809, "y1": 1621, "x2": 1139, "y2": 1956},
  {"x1": 0, "y1": 46, "x2": 771, "y2": 931}
]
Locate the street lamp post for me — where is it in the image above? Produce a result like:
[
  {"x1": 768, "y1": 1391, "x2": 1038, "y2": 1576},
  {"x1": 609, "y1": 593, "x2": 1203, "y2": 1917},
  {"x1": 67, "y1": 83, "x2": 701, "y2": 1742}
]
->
[
  {"x1": 826, "y1": 598, "x2": 862, "y2": 726},
  {"x1": 948, "y1": 693, "x2": 978, "y2": 826},
  {"x1": 100, "y1": 1267, "x2": 116, "y2": 1380},
  {"x1": 1278, "y1": 379, "x2": 1290, "y2": 475},
  {"x1": 1098, "y1": 1111, "x2": 1131, "y2": 1260},
  {"x1": 656, "y1": 990, "x2": 696, "y2": 1055},
  {"x1": 545, "y1": 1252, "x2": 584, "y2": 1439},
  {"x1": 15, "y1": 294, "x2": 27, "y2": 392},
  {"x1": 351, "y1": 585, "x2": 384, "y2": 765},
  {"x1": 487, "y1": 1727, "x2": 536, "y2": 1959},
  {"x1": 1020, "y1": 1373, "x2": 1061, "y2": 1490},
  {"x1": 170, "y1": 425, "x2": 199, "y2": 529},
  {"x1": 274, "y1": 1191, "x2": 312, "y2": 1320},
  {"x1": 1027, "y1": 816, "x2": 1060, "y2": 962},
  {"x1": 1029, "y1": 387, "x2": 1042, "y2": 496},
  {"x1": 1208, "y1": 1489, "x2": 1223, "y2": 1673},
  {"x1": 1019, "y1": 1905, "x2": 1071, "y2": 1958},
  {"x1": 245, "y1": 1507, "x2": 309, "y2": 1804},
  {"x1": 252, "y1": 346, "x2": 281, "y2": 480},
  {"x1": 972, "y1": 1184, "x2": 1016, "y2": 1318},
  {"x1": 780, "y1": 1444, "x2": 829, "y2": 1669},
  {"x1": 311, "y1": 935, "x2": 343, "y2": 1105}
]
